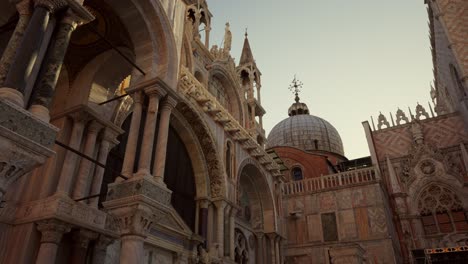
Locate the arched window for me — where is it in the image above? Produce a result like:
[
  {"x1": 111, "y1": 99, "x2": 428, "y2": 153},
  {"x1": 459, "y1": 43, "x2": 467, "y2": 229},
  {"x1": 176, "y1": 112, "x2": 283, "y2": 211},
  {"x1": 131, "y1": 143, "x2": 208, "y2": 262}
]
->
[
  {"x1": 291, "y1": 167, "x2": 303, "y2": 181},
  {"x1": 209, "y1": 76, "x2": 232, "y2": 112},
  {"x1": 418, "y1": 185, "x2": 468, "y2": 235}
]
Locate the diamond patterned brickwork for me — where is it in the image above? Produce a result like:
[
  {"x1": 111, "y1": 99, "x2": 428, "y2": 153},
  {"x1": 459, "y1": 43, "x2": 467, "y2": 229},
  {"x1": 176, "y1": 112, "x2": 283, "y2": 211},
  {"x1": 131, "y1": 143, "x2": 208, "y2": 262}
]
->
[
  {"x1": 434, "y1": 0, "x2": 468, "y2": 80},
  {"x1": 373, "y1": 113, "x2": 467, "y2": 161}
]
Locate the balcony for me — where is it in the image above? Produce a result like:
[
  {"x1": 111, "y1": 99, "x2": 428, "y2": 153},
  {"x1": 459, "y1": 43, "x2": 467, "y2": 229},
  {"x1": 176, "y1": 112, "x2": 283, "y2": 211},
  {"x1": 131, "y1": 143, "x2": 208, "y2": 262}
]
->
[{"x1": 282, "y1": 166, "x2": 378, "y2": 196}]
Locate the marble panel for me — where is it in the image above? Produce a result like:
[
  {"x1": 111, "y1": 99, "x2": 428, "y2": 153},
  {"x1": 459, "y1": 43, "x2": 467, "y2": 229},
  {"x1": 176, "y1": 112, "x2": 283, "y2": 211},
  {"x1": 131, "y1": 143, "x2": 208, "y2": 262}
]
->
[{"x1": 306, "y1": 214, "x2": 322, "y2": 242}]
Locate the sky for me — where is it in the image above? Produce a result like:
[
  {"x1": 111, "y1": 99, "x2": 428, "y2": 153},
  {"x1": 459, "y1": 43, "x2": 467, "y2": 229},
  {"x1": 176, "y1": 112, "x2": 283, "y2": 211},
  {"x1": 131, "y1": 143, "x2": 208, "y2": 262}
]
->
[{"x1": 207, "y1": 0, "x2": 433, "y2": 159}]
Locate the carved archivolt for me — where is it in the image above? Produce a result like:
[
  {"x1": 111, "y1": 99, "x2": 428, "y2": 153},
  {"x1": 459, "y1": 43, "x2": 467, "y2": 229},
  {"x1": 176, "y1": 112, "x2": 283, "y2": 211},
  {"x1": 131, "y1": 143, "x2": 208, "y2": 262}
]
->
[{"x1": 177, "y1": 103, "x2": 225, "y2": 198}]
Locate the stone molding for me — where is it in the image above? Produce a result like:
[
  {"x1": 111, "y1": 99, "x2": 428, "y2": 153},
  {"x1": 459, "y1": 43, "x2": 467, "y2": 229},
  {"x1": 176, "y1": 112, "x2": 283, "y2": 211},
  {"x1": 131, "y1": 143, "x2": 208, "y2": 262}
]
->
[
  {"x1": 104, "y1": 176, "x2": 177, "y2": 238},
  {"x1": 179, "y1": 67, "x2": 281, "y2": 177},
  {"x1": 36, "y1": 219, "x2": 72, "y2": 244},
  {"x1": 106, "y1": 176, "x2": 172, "y2": 206},
  {"x1": 15, "y1": 193, "x2": 108, "y2": 231},
  {"x1": 34, "y1": 0, "x2": 68, "y2": 13}
]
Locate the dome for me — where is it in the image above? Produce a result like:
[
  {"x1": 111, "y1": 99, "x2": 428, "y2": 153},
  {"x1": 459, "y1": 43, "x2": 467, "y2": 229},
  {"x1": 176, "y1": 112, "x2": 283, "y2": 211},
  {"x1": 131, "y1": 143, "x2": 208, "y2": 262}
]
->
[{"x1": 267, "y1": 101, "x2": 345, "y2": 156}]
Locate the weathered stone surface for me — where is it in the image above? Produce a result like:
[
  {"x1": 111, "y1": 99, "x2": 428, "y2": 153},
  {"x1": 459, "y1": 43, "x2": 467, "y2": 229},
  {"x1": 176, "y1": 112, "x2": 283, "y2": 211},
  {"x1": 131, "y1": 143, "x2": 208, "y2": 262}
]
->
[
  {"x1": 0, "y1": 99, "x2": 57, "y2": 147},
  {"x1": 106, "y1": 176, "x2": 172, "y2": 206}
]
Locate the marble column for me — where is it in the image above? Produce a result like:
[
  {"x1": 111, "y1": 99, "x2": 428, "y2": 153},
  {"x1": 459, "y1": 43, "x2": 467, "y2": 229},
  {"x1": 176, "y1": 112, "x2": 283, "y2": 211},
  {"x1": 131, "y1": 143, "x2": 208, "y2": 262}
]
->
[
  {"x1": 214, "y1": 200, "x2": 226, "y2": 258},
  {"x1": 113, "y1": 207, "x2": 153, "y2": 264},
  {"x1": 120, "y1": 235, "x2": 145, "y2": 264},
  {"x1": 56, "y1": 113, "x2": 88, "y2": 195},
  {"x1": 267, "y1": 233, "x2": 277, "y2": 264},
  {"x1": 153, "y1": 96, "x2": 177, "y2": 183},
  {"x1": 92, "y1": 235, "x2": 114, "y2": 264},
  {"x1": 29, "y1": 9, "x2": 80, "y2": 122},
  {"x1": 89, "y1": 129, "x2": 117, "y2": 207},
  {"x1": 0, "y1": 0, "x2": 67, "y2": 107},
  {"x1": 72, "y1": 121, "x2": 102, "y2": 201},
  {"x1": 0, "y1": 0, "x2": 32, "y2": 86},
  {"x1": 229, "y1": 207, "x2": 238, "y2": 260},
  {"x1": 204, "y1": 24, "x2": 211, "y2": 48},
  {"x1": 256, "y1": 232, "x2": 265, "y2": 264},
  {"x1": 275, "y1": 236, "x2": 281, "y2": 264},
  {"x1": 136, "y1": 87, "x2": 166, "y2": 177},
  {"x1": 198, "y1": 199, "x2": 210, "y2": 244},
  {"x1": 70, "y1": 230, "x2": 98, "y2": 264},
  {"x1": 35, "y1": 219, "x2": 71, "y2": 264},
  {"x1": 207, "y1": 203, "x2": 214, "y2": 248},
  {"x1": 121, "y1": 91, "x2": 143, "y2": 178}
]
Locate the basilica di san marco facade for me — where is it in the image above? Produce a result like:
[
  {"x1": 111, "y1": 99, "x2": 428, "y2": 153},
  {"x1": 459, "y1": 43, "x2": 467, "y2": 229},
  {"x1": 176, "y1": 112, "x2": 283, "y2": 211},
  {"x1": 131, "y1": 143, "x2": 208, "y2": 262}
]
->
[{"x1": 0, "y1": 0, "x2": 467, "y2": 263}]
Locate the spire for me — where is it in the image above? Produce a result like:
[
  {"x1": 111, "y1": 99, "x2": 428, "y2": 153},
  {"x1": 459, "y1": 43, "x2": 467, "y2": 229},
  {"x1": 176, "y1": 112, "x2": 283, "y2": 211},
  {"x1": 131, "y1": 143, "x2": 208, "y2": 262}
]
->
[
  {"x1": 287, "y1": 76, "x2": 309, "y2": 116},
  {"x1": 289, "y1": 75, "x2": 303, "y2": 103},
  {"x1": 239, "y1": 29, "x2": 255, "y2": 65}
]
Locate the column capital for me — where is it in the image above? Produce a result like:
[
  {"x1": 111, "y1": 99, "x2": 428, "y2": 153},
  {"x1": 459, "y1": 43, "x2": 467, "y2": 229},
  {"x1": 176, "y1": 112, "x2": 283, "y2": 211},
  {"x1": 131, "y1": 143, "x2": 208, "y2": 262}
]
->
[
  {"x1": 131, "y1": 90, "x2": 144, "y2": 104},
  {"x1": 266, "y1": 232, "x2": 278, "y2": 240},
  {"x1": 34, "y1": 0, "x2": 68, "y2": 13},
  {"x1": 101, "y1": 127, "x2": 120, "y2": 146},
  {"x1": 112, "y1": 205, "x2": 155, "y2": 237},
  {"x1": 213, "y1": 199, "x2": 227, "y2": 210},
  {"x1": 36, "y1": 219, "x2": 71, "y2": 244},
  {"x1": 255, "y1": 232, "x2": 265, "y2": 239},
  {"x1": 68, "y1": 110, "x2": 90, "y2": 124},
  {"x1": 161, "y1": 96, "x2": 178, "y2": 111},
  {"x1": 61, "y1": 0, "x2": 94, "y2": 26},
  {"x1": 144, "y1": 86, "x2": 167, "y2": 99},
  {"x1": 197, "y1": 198, "x2": 211, "y2": 209},
  {"x1": 88, "y1": 120, "x2": 104, "y2": 134},
  {"x1": 72, "y1": 229, "x2": 99, "y2": 249}
]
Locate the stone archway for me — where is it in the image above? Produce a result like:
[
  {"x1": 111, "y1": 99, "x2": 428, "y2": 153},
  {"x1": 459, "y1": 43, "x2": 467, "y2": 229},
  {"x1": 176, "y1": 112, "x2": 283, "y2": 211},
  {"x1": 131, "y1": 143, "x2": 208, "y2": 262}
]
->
[
  {"x1": 170, "y1": 109, "x2": 211, "y2": 199},
  {"x1": 237, "y1": 158, "x2": 276, "y2": 233},
  {"x1": 103, "y1": 0, "x2": 179, "y2": 85},
  {"x1": 177, "y1": 102, "x2": 226, "y2": 198}
]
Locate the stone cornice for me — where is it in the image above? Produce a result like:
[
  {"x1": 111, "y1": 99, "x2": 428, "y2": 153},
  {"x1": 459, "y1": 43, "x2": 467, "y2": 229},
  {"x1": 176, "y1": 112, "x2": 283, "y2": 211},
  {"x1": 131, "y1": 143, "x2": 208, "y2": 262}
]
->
[{"x1": 179, "y1": 67, "x2": 281, "y2": 176}]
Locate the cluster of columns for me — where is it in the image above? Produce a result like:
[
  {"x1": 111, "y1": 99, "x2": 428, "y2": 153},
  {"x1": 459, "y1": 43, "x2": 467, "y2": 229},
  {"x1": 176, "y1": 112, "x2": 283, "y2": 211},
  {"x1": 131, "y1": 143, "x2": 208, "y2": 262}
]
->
[
  {"x1": 50, "y1": 111, "x2": 119, "y2": 206},
  {"x1": 0, "y1": 0, "x2": 92, "y2": 122},
  {"x1": 188, "y1": 6, "x2": 211, "y2": 48},
  {"x1": 120, "y1": 86, "x2": 178, "y2": 184},
  {"x1": 35, "y1": 219, "x2": 114, "y2": 264}
]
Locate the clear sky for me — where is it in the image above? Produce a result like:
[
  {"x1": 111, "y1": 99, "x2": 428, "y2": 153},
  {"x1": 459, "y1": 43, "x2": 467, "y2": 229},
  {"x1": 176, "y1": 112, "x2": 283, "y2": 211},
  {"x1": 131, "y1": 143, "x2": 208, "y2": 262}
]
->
[{"x1": 207, "y1": 0, "x2": 433, "y2": 159}]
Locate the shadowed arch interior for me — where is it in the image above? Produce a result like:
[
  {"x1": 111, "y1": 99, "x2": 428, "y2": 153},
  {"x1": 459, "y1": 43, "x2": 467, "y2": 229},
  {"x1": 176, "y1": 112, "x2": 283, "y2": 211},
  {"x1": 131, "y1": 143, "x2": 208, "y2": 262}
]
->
[
  {"x1": 100, "y1": 110, "x2": 197, "y2": 231},
  {"x1": 238, "y1": 162, "x2": 276, "y2": 232}
]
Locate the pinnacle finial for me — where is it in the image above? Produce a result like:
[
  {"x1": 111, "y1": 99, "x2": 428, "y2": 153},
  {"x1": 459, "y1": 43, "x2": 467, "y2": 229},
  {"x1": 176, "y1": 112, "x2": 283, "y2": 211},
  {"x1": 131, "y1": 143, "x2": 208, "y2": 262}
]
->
[
  {"x1": 245, "y1": 27, "x2": 248, "y2": 38},
  {"x1": 288, "y1": 75, "x2": 303, "y2": 103}
]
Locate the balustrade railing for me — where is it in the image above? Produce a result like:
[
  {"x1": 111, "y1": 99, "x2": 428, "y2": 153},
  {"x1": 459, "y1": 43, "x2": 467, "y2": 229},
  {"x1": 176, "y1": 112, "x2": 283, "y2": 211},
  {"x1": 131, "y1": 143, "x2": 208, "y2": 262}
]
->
[{"x1": 282, "y1": 166, "x2": 378, "y2": 196}]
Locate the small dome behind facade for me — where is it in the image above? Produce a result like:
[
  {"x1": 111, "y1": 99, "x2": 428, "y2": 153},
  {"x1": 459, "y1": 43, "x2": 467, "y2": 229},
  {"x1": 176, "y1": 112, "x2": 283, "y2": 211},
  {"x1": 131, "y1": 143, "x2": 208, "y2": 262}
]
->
[
  {"x1": 267, "y1": 77, "x2": 345, "y2": 156},
  {"x1": 267, "y1": 114, "x2": 345, "y2": 156}
]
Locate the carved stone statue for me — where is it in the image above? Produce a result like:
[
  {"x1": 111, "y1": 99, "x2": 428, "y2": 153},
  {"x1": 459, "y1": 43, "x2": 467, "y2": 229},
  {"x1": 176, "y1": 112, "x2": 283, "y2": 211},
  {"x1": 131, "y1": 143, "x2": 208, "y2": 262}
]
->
[
  {"x1": 223, "y1": 22, "x2": 232, "y2": 52},
  {"x1": 410, "y1": 120, "x2": 424, "y2": 145}
]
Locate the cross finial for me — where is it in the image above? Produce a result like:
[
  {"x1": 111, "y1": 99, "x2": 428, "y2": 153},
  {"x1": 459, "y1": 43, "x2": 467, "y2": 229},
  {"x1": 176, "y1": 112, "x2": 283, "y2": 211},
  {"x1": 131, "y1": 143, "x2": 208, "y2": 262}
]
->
[{"x1": 289, "y1": 75, "x2": 303, "y2": 103}]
